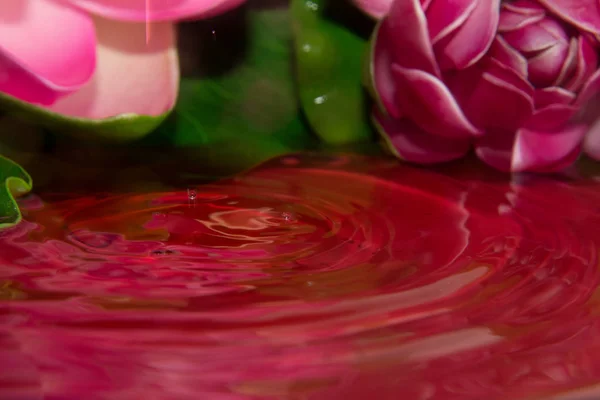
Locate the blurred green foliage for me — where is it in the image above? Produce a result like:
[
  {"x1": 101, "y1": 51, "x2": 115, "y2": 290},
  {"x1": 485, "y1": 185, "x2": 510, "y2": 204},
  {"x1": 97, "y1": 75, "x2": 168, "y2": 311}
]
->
[
  {"x1": 291, "y1": 0, "x2": 374, "y2": 144},
  {"x1": 140, "y1": 7, "x2": 319, "y2": 166}
]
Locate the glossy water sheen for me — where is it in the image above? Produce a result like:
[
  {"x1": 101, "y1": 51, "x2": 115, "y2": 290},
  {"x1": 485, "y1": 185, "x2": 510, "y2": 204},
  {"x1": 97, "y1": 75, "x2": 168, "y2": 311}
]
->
[{"x1": 2, "y1": 153, "x2": 600, "y2": 400}]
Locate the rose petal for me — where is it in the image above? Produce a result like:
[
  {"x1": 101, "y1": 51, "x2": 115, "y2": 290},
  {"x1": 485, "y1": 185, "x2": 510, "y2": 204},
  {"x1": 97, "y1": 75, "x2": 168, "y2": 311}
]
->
[
  {"x1": 426, "y1": 0, "x2": 477, "y2": 44},
  {"x1": 583, "y1": 118, "x2": 600, "y2": 160},
  {"x1": 443, "y1": 62, "x2": 485, "y2": 111},
  {"x1": 527, "y1": 40, "x2": 569, "y2": 87},
  {"x1": 489, "y1": 37, "x2": 528, "y2": 77},
  {"x1": 512, "y1": 124, "x2": 585, "y2": 172},
  {"x1": 47, "y1": 16, "x2": 178, "y2": 119},
  {"x1": 373, "y1": 109, "x2": 471, "y2": 164},
  {"x1": 539, "y1": 17, "x2": 572, "y2": 40},
  {"x1": 391, "y1": 64, "x2": 480, "y2": 139},
  {"x1": 58, "y1": 0, "x2": 245, "y2": 22},
  {"x1": 463, "y1": 58, "x2": 534, "y2": 133},
  {"x1": 575, "y1": 68, "x2": 600, "y2": 106},
  {"x1": 565, "y1": 35, "x2": 599, "y2": 92},
  {"x1": 553, "y1": 37, "x2": 579, "y2": 87},
  {"x1": 475, "y1": 131, "x2": 516, "y2": 172},
  {"x1": 371, "y1": 23, "x2": 402, "y2": 118},
  {"x1": 536, "y1": 0, "x2": 600, "y2": 35},
  {"x1": 0, "y1": 0, "x2": 96, "y2": 105},
  {"x1": 352, "y1": 0, "x2": 393, "y2": 19},
  {"x1": 386, "y1": 0, "x2": 440, "y2": 77},
  {"x1": 534, "y1": 87, "x2": 576, "y2": 108},
  {"x1": 574, "y1": 69, "x2": 600, "y2": 125},
  {"x1": 421, "y1": 0, "x2": 433, "y2": 11},
  {"x1": 523, "y1": 104, "x2": 578, "y2": 131},
  {"x1": 499, "y1": 7, "x2": 544, "y2": 32},
  {"x1": 503, "y1": 0, "x2": 545, "y2": 15},
  {"x1": 434, "y1": 0, "x2": 501, "y2": 69},
  {"x1": 502, "y1": 18, "x2": 566, "y2": 53}
]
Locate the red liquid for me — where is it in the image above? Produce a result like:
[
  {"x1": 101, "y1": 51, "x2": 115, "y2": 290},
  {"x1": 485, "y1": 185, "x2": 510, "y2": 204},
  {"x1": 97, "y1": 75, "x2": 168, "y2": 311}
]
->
[{"x1": 2, "y1": 153, "x2": 600, "y2": 399}]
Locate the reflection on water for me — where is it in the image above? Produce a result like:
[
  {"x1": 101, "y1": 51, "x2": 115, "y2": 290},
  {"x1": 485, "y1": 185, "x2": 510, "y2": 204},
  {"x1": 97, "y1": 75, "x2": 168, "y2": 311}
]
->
[{"x1": 2, "y1": 153, "x2": 600, "y2": 399}]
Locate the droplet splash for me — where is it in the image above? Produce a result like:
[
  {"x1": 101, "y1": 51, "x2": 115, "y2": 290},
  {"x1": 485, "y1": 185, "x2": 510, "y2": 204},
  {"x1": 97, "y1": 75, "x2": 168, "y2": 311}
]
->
[
  {"x1": 187, "y1": 188, "x2": 197, "y2": 201},
  {"x1": 2, "y1": 153, "x2": 600, "y2": 399}
]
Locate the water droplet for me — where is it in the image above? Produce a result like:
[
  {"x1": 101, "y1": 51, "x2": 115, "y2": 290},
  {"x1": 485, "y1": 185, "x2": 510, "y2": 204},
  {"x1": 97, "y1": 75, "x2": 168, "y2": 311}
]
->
[
  {"x1": 187, "y1": 188, "x2": 197, "y2": 201},
  {"x1": 281, "y1": 212, "x2": 296, "y2": 223},
  {"x1": 314, "y1": 95, "x2": 327, "y2": 105},
  {"x1": 306, "y1": 1, "x2": 319, "y2": 11}
]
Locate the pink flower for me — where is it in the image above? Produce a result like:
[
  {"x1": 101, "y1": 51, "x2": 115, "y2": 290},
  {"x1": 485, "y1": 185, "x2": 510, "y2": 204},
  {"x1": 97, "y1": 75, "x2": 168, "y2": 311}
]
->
[
  {"x1": 363, "y1": 0, "x2": 600, "y2": 172},
  {"x1": 0, "y1": 0, "x2": 243, "y2": 134},
  {"x1": 351, "y1": 0, "x2": 393, "y2": 19},
  {"x1": 547, "y1": 1, "x2": 600, "y2": 161}
]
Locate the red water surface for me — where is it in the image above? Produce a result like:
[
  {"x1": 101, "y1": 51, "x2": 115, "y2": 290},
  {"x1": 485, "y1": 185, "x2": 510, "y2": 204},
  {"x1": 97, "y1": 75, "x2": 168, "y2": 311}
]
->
[{"x1": 2, "y1": 153, "x2": 600, "y2": 400}]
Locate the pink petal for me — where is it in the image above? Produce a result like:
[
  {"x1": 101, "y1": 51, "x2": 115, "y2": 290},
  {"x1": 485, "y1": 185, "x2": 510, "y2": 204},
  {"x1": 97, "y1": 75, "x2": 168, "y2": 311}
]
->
[
  {"x1": 553, "y1": 37, "x2": 579, "y2": 87},
  {"x1": 538, "y1": 16, "x2": 572, "y2": 40},
  {"x1": 373, "y1": 109, "x2": 471, "y2": 164},
  {"x1": 502, "y1": 18, "x2": 567, "y2": 53},
  {"x1": 58, "y1": 0, "x2": 245, "y2": 22},
  {"x1": 512, "y1": 124, "x2": 586, "y2": 172},
  {"x1": 463, "y1": 58, "x2": 534, "y2": 133},
  {"x1": 371, "y1": 23, "x2": 402, "y2": 118},
  {"x1": 574, "y1": 69, "x2": 600, "y2": 125},
  {"x1": 489, "y1": 37, "x2": 528, "y2": 77},
  {"x1": 575, "y1": 68, "x2": 600, "y2": 106},
  {"x1": 523, "y1": 104, "x2": 578, "y2": 131},
  {"x1": 534, "y1": 87, "x2": 576, "y2": 107},
  {"x1": 352, "y1": 0, "x2": 393, "y2": 19},
  {"x1": 443, "y1": 63, "x2": 483, "y2": 107},
  {"x1": 536, "y1": 0, "x2": 600, "y2": 35},
  {"x1": 434, "y1": 0, "x2": 501, "y2": 69},
  {"x1": 475, "y1": 131, "x2": 516, "y2": 172},
  {"x1": 527, "y1": 40, "x2": 569, "y2": 87},
  {"x1": 499, "y1": 6, "x2": 544, "y2": 32},
  {"x1": 0, "y1": 0, "x2": 95, "y2": 105},
  {"x1": 565, "y1": 35, "x2": 599, "y2": 92},
  {"x1": 426, "y1": 0, "x2": 477, "y2": 44},
  {"x1": 503, "y1": 0, "x2": 545, "y2": 15},
  {"x1": 386, "y1": 0, "x2": 440, "y2": 77},
  {"x1": 46, "y1": 16, "x2": 178, "y2": 119},
  {"x1": 391, "y1": 64, "x2": 480, "y2": 139},
  {"x1": 586, "y1": 31, "x2": 600, "y2": 47},
  {"x1": 583, "y1": 118, "x2": 600, "y2": 160}
]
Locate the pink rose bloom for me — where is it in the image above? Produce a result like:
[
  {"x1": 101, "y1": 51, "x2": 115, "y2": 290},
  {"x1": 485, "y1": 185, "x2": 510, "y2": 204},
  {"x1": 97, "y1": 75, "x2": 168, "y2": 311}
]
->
[
  {"x1": 0, "y1": 0, "x2": 243, "y2": 129},
  {"x1": 359, "y1": 0, "x2": 600, "y2": 172}
]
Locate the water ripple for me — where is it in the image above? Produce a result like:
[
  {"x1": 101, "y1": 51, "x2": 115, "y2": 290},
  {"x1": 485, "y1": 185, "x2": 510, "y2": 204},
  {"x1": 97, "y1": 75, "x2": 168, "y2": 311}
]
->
[{"x1": 1, "y1": 153, "x2": 600, "y2": 399}]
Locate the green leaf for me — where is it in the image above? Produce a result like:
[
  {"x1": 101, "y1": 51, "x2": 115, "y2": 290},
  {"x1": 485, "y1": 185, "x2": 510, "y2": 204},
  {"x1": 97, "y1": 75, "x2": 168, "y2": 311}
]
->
[
  {"x1": 291, "y1": 0, "x2": 374, "y2": 145},
  {"x1": 0, "y1": 155, "x2": 32, "y2": 229},
  {"x1": 0, "y1": 92, "x2": 170, "y2": 143},
  {"x1": 141, "y1": 7, "x2": 318, "y2": 164}
]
